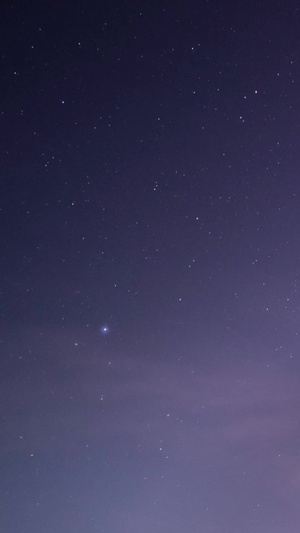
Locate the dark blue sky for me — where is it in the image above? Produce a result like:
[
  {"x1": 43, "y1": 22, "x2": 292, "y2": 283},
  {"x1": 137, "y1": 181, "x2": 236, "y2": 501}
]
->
[{"x1": 1, "y1": 1, "x2": 300, "y2": 531}]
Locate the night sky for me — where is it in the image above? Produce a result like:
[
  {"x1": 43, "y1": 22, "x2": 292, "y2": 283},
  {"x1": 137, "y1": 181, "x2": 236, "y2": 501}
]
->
[{"x1": 2, "y1": 1, "x2": 300, "y2": 531}]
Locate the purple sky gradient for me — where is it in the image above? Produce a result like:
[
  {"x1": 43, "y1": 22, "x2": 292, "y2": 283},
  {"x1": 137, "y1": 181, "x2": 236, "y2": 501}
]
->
[
  {"x1": 2, "y1": 0, "x2": 300, "y2": 531},
  {"x1": 2, "y1": 327, "x2": 300, "y2": 531}
]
